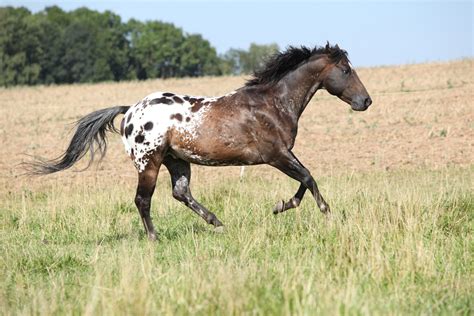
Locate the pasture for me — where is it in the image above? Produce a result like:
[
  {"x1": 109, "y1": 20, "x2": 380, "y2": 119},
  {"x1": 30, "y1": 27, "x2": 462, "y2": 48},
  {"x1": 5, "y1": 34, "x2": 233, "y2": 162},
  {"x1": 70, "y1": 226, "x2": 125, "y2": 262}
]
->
[{"x1": 1, "y1": 59, "x2": 473, "y2": 315}]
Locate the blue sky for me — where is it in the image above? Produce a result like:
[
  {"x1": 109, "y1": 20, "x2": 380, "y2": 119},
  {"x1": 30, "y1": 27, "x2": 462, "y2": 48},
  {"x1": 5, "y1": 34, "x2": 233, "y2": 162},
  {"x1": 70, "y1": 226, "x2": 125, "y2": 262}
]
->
[{"x1": 2, "y1": 0, "x2": 472, "y2": 67}]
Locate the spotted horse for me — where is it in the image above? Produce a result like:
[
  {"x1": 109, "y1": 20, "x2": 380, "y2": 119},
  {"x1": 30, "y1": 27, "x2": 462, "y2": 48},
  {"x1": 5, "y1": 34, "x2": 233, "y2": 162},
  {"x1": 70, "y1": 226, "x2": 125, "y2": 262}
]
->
[{"x1": 29, "y1": 43, "x2": 372, "y2": 241}]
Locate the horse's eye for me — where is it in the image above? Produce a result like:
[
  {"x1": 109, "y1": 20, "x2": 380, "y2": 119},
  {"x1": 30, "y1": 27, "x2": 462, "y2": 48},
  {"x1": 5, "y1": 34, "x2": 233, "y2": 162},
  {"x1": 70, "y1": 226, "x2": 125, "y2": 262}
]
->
[{"x1": 343, "y1": 68, "x2": 350, "y2": 75}]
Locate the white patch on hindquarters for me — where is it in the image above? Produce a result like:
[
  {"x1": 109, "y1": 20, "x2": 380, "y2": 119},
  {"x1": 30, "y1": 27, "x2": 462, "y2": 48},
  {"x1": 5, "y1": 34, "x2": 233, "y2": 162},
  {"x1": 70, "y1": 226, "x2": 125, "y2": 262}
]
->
[{"x1": 121, "y1": 91, "x2": 217, "y2": 172}]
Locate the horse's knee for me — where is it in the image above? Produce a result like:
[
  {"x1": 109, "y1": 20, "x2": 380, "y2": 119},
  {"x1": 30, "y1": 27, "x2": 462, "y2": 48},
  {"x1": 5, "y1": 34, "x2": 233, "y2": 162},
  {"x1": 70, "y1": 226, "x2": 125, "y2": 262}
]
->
[{"x1": 135, "y1": 193, "x2": 150, "y2": 210}]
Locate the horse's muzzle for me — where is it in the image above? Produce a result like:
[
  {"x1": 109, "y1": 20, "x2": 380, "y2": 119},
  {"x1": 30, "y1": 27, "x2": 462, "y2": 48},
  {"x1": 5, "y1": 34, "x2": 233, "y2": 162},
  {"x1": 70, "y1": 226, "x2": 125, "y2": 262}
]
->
[{"x1": 351, "y1": 96, "x2": 372, "y2": 111}]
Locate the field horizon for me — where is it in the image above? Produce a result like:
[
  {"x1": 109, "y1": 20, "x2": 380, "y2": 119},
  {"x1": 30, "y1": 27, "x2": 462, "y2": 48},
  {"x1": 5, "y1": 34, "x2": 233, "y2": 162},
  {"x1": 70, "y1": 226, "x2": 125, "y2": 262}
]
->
[{"x1": 1, "y1": 59, "x2": 473, "y2": 315}]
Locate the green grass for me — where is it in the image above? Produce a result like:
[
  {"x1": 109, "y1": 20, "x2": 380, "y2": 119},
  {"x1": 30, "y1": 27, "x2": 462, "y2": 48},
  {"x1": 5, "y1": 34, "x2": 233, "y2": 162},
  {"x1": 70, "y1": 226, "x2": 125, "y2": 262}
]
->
[{"x1": 1, "y1": 166, "x2": 473, "y2": 315}]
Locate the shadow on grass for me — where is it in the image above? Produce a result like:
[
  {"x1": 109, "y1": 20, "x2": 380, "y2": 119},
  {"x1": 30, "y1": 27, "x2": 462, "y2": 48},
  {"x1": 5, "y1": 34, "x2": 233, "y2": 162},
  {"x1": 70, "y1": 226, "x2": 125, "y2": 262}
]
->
[
  {"x1": 158, "y1": 221, "x2": 212, "y2": 241},
  {"x1": 94, "y1": 232, "x2": 133, "y2": 245}
]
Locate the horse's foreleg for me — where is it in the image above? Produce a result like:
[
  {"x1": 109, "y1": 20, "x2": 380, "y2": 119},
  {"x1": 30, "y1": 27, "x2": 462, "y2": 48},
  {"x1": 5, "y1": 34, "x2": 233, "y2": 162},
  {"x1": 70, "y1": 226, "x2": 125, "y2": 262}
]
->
[
  {"x1": 270, "y1": 150, "x2": 330, "y2": 214},
  {"x1": 135, "y1": 162, "x2": 160, "y2": 241},
  {"x1": 164, "y1": 156, "x2": 224, "y2": 228},
  {"x1": 273, "y1": 183, "x2": 306, "y2": 214}
]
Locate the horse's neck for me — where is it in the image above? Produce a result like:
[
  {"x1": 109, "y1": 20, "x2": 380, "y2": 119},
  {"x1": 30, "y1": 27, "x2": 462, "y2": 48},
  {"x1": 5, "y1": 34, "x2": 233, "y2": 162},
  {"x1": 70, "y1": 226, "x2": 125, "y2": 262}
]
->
[{"x1": 274, "y1": 60, "x2": 324, "y2": 122}]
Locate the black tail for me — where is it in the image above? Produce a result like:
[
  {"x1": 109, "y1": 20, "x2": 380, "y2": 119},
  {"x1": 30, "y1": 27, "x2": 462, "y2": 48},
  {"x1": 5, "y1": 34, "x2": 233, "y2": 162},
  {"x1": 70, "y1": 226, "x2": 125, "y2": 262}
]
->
[{"x1": 27, "y1": 106, "x2": 130, "y2": 175}]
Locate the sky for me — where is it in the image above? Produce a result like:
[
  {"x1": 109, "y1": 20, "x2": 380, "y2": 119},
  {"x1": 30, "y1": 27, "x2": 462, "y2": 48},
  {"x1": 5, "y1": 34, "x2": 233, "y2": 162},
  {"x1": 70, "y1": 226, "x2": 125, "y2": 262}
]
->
[{"x1": 2, "y1": 0, "x2": 473, "y2": 67}]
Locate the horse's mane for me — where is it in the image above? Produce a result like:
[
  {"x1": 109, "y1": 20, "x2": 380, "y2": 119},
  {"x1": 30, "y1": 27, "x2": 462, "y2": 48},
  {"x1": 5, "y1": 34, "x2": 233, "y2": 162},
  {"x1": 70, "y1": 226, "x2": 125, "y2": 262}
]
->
[{"x1": 245, "y1": 43, "x2": 348, "y2": 87}]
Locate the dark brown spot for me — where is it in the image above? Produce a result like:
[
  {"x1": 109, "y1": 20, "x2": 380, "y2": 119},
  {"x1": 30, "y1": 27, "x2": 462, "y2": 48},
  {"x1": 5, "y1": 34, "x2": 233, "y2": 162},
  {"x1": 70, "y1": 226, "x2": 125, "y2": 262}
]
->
[
  {"x1": 197, "y1": 98, "x2": 204, "y2": 102},
  {"x1": 143, "y1": 141, "x2": 150, "y2": 146},
  {"x1": 125, "y1": 124, "x2": 134, "y2": 138},
  {"x1": 189, "y1": 98, "x2": 197, "y2": 104},
  {"x1": 135, "y1": 134, "x2": 145, "y2": 143},
  {"x1": 191, "y1": 102, "x2": 203, "y2": 112},
  {"x1": 173, "y1": 96, "x2": 183, "y2": 104},
  {"x1": 185, "y1": 117, "x2": 191, "y2": 122},
  {"x1": 170, "y1": 113, "x2": 183, "y2": 121},
  {"x1": 183, "y1": 96, "x2": 190, "y2": 101},
  {"x1": 150, "y1": 97, "x2": 173, "y2": 105},
  {"x1": 163, "y1": 92, "x2": 174, "y2": 97},
  {"x1": 144, "y1": 121, "x2": 153, "y2": 131},
  {"x1": 126, "y1": 113, "x2": 132, "y2": 123},
  {"x1": 120, "y1": 118, "x2": 125, "y2": 135}
]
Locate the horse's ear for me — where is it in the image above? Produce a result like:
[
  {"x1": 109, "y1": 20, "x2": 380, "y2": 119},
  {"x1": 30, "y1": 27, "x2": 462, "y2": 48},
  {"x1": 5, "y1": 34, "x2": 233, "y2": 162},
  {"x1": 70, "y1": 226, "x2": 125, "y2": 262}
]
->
[{"x1": 335, "y1": 44, "x2": 340, "y2": 50}]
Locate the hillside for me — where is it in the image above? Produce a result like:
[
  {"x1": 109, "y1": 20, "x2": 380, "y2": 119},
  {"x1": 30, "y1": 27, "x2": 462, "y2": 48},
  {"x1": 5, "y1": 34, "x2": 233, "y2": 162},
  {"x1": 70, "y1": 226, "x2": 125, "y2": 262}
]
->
[{"x1": 0, "y1": 59, "x2": 472, "y2": 190}]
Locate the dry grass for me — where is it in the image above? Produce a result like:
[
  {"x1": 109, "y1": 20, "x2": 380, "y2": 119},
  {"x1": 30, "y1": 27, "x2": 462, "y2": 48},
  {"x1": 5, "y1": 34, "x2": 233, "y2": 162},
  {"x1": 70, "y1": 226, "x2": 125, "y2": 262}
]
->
[
  {"x1": 0, "y1": 59, "x2": 473, "y2": 315},
  {"x1": 1, "y1": 59, "x2": 473, "y2": 189}
]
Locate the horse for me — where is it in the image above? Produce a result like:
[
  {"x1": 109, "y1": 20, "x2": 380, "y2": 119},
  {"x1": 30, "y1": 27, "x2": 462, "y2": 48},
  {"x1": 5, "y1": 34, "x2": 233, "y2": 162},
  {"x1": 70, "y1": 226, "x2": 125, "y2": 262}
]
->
[{"x1": 29, "y1": 43, "x2": 372, "y2": 241}]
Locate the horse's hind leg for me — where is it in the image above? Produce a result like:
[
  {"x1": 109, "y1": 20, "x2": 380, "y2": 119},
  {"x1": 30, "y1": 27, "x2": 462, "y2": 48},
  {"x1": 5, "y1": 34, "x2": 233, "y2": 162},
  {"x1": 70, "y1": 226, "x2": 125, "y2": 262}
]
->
[
  {"x1": 163, "y1": 156, "x2": 224, "y2": 228},
  {"x1": 270, "y1": 150, "x2": 330, "y2": 214},
  {"x1": 135, "y1": 161, "x2": 161, "y2": 241}
]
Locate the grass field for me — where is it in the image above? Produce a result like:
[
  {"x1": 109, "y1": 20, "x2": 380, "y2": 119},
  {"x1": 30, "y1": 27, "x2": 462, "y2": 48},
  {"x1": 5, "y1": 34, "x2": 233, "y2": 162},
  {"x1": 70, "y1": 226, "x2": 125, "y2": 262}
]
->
[{"x1": 1, "y1": 59, "x2": 473, "y2": 315}]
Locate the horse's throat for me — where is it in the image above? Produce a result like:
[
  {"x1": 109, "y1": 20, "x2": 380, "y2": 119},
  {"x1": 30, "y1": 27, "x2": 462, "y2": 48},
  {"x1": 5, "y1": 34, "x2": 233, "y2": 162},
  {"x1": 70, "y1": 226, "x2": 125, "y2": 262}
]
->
[{"x1": 300, "y1": 81, "x2": 321, "y2": 114}]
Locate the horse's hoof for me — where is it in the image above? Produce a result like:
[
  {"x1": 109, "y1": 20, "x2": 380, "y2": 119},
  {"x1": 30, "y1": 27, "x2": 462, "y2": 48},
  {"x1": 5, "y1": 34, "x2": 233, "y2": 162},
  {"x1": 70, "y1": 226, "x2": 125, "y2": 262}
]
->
[
  {"x1": 273, "y1": 200, "x2": 285, "y2": 214},
  {"x1": 214, "y1": 226, "x2": 225, "y2": 234},
  {"x1": 148, "y1": 233, "x2": 158, "y2": 241},
  {"x1": 320, "y1": 204, "x2": 330, "y2": 214}
]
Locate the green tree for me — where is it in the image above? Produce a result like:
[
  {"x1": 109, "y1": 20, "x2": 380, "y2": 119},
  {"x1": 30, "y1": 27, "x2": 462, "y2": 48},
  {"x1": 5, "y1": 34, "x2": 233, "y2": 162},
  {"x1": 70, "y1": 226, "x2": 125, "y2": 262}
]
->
[
  {"x1": 0, "y1": 6, "x2": 279, "y2": 86},
  {"x1": 65, "y1": 7, "x2": 130, "y2": 82},
  {"x1": 240, "y1": 43, "x2": 279, "y2": 74},
  {"x1": 129, "y1": 21, "x2": 185, "y2": 79},
  {"x1": 35, "y1": 6, "x2": 69, "y2": 83},
  {"x1": 220, "y1": 43, "x2": 279, "y2": 76},
  {"x1": 0, "y1": 7, "x2": 43, "y2": 86},
  {"x1": 98, "y1": 11, "x2": 131, "y2": 81},
  {"x1": 180, "y1": 34, "x2": 221, "y2": 77},
  {"x1": 220, "y1": 48, "x2": 246, "y2": 75},
  {"x1": 61, "y1": 19, "x2": 99, "y2": 83}
]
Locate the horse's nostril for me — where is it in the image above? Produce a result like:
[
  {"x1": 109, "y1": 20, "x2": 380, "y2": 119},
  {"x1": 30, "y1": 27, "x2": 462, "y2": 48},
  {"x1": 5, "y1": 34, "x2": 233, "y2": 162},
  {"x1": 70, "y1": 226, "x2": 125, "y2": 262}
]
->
[{"x1": 365, "y1": 97, "x2": 372, "y2": 107}]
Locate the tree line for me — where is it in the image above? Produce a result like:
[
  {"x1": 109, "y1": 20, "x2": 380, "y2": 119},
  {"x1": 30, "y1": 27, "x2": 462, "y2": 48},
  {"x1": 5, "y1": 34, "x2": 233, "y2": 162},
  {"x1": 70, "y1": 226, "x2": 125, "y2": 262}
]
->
[{"x1": 0, "y1": 6, "x2": 279, "y2": 86}]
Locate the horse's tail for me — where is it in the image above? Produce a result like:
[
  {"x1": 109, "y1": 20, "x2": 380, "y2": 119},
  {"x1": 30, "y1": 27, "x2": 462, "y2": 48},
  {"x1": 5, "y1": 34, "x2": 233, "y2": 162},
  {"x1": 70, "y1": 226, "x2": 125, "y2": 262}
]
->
[{"x1": 27, "y1": 106, "x2": 130, "y2": 175}]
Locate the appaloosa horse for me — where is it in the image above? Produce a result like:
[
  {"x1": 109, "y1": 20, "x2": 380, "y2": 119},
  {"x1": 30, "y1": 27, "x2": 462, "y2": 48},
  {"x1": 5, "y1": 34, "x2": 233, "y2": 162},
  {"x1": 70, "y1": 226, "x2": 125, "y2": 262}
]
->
[{"x1": 30, "y1": 43, "x2": 372, "y2": 240}]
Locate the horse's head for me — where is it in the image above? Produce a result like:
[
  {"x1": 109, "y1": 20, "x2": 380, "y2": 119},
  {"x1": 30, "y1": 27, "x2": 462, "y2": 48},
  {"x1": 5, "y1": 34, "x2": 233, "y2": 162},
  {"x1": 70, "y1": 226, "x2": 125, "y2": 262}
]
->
[{"x1": 320, "y1": 45, "x2": 372, "y2": 111}]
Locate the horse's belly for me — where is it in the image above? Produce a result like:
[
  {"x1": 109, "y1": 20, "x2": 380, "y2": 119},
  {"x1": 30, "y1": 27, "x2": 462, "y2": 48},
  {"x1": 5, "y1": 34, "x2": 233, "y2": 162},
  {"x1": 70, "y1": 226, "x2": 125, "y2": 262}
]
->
[
  {"x1": 170, "y1": 149, "x2": 259, "y2": 166},
  {"x1": 170, "y1": 131, "x2": 262, "y2": 166}
]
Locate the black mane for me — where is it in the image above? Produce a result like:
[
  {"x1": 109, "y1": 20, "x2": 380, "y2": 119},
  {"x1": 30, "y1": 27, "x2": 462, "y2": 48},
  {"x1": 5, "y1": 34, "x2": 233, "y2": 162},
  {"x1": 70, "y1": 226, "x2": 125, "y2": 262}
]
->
[{"x1": 245, "y1": 43, "x2": 348, "y2": 87}]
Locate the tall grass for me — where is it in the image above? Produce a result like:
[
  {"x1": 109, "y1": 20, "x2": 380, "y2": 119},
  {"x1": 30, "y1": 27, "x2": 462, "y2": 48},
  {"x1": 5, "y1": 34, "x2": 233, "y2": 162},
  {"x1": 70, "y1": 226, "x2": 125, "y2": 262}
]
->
[{"x1": 1, "y1": 166, "x2": 472, "y2": 315}]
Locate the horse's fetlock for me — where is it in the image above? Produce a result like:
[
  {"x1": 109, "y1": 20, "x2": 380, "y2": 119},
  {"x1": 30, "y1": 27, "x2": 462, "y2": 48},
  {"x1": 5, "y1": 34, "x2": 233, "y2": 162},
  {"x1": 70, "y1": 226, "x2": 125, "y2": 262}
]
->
[
  {"x1": 207, "y1": 214, "x2": 222, "y2": 227},
  {"x1": 292, "y1": 197, "x2": 301, "y2": 208},
  {"x1": 320, "y1": 203, "x2": 330, "y2": 213},
  {"x1": 172, "y1": 188, "x2": 187, "y2": 202}
]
